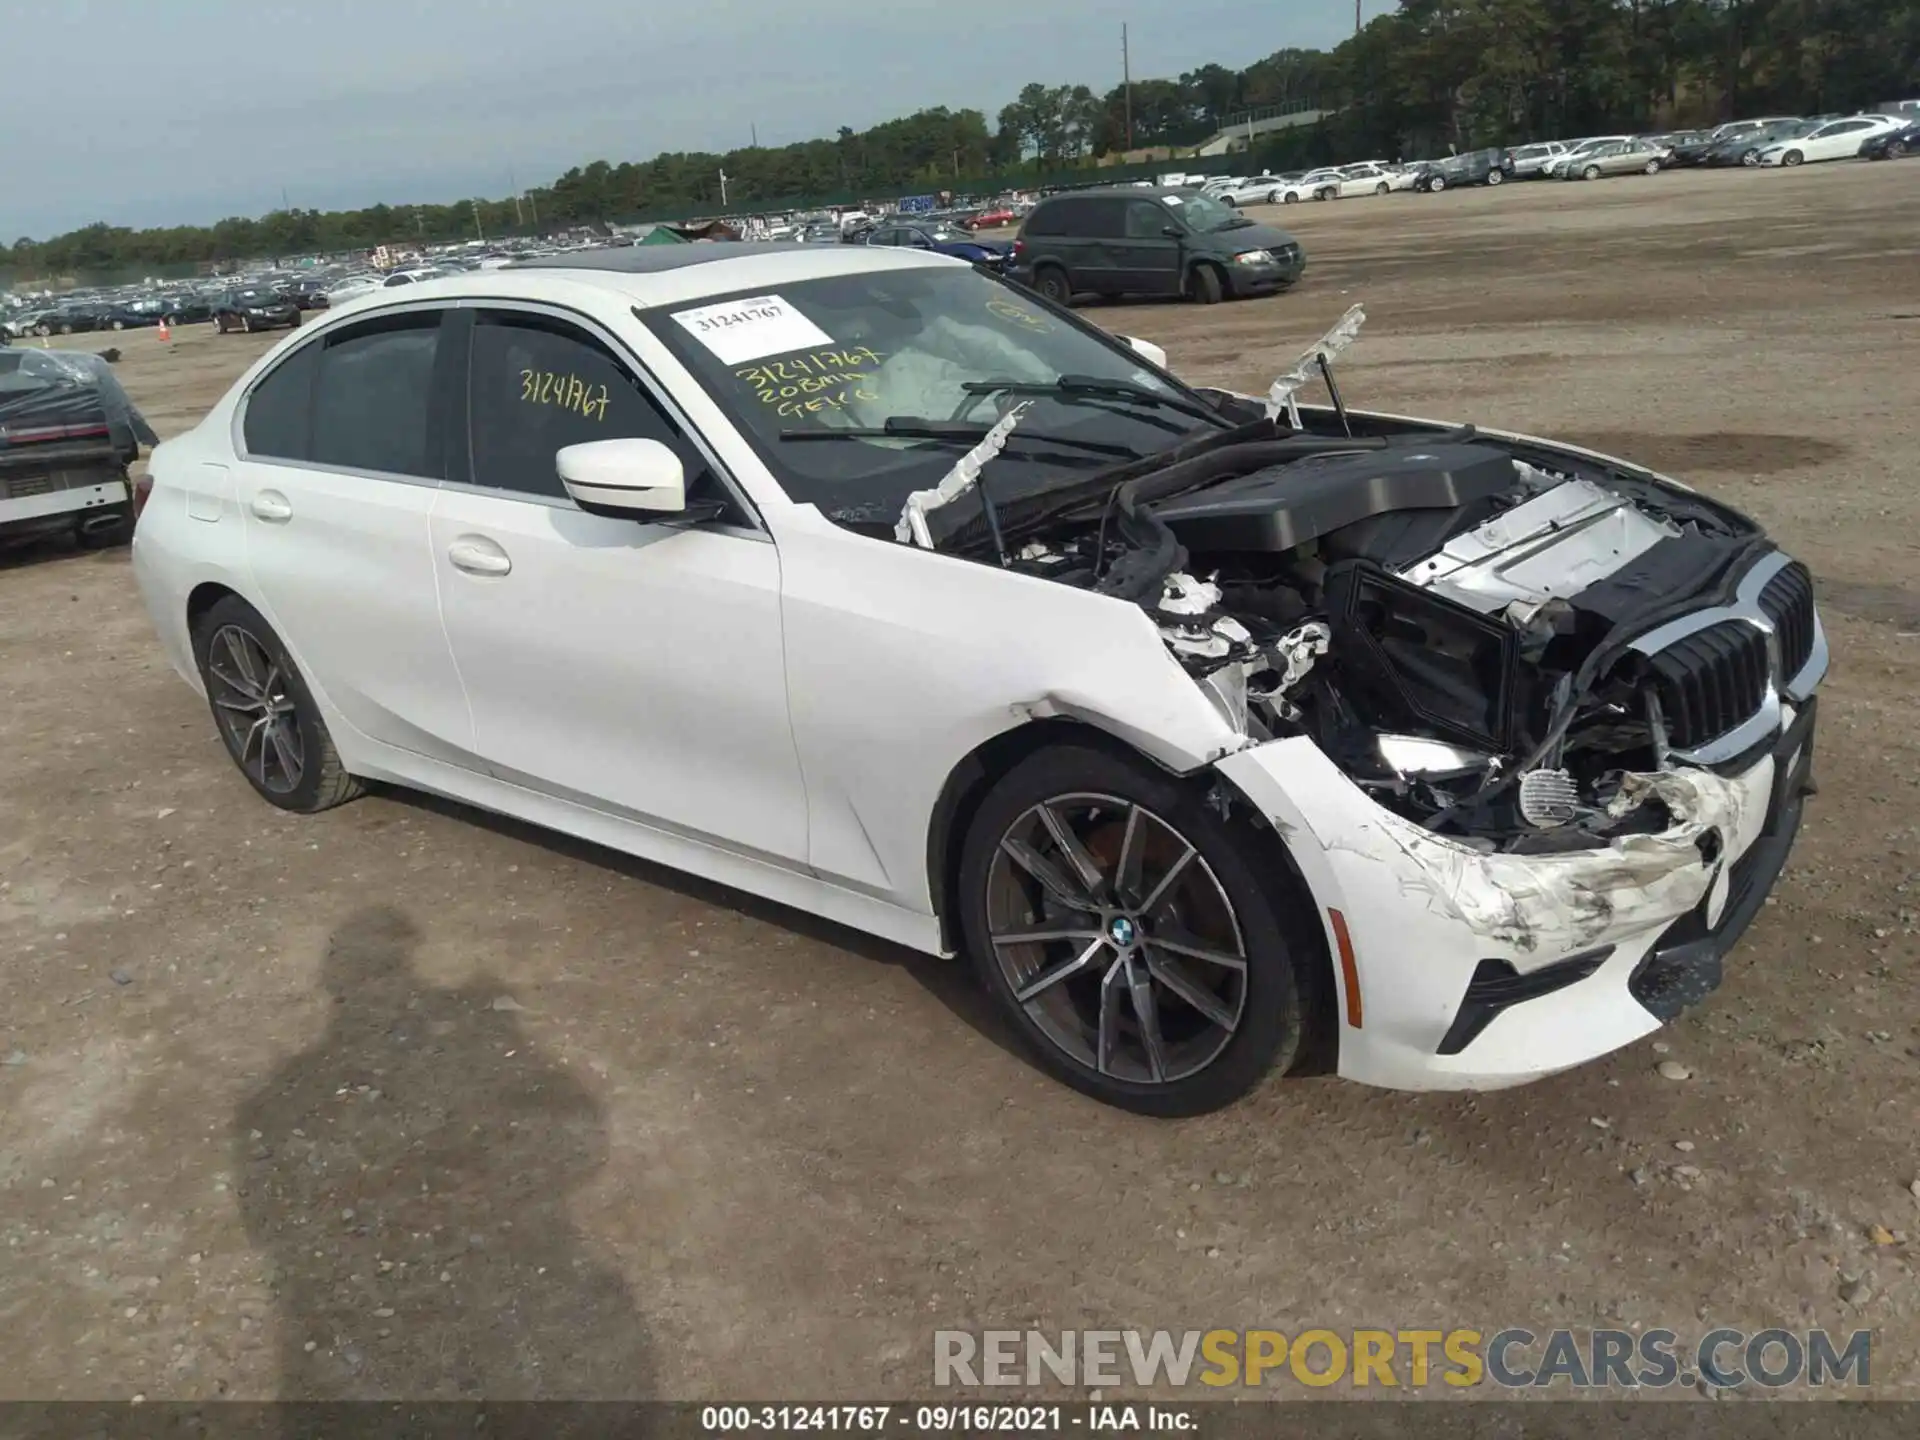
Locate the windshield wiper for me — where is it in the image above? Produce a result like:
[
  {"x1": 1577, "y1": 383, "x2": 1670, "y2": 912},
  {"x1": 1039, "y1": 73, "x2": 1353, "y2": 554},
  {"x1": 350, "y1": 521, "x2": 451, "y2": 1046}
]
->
[
  {"x1": 961, "y1": 375, "x2": 1231, "y2": 429},
  {"x1": 777, "y1": 419, "x2": 1141, "y2": 460},
  {"x1": 1211, "y1": 217, "x2": 1255, "y2": 231}
]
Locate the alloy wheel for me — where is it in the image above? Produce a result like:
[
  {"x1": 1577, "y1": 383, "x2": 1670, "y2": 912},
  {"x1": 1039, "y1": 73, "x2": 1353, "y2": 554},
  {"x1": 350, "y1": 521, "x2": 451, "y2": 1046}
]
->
[
  {"x1": 206, "y1": 624, "x2": 305, "y2": 795},
  {"x1": 984, "y1": 793, "x2": 1248, "y2": 1085}
]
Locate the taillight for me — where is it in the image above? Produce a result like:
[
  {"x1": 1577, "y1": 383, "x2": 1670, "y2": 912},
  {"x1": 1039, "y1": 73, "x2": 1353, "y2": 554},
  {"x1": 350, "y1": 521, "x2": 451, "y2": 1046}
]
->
[
  {"x1": 132, "y1": 472, "x2": 154, "y2": 521},
  {"x1": 1011, "y1": 238, "x2": 1026, "y2": 258}
]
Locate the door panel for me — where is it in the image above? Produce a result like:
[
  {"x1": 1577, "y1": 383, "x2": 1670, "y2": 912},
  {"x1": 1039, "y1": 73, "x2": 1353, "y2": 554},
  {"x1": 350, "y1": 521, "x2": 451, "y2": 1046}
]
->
[
  {"x1": 236, "y1": 460, "x2": 470, "y2": 759},
  {"x1": 233, "y1": 308, "x2": 472, "y2": 761},
  {"x1": 430, "y1": 306, "x2": 808, "y2": 866},
  {"x1": 430, "y1": 493, "x2": 806, "y2": 864}
]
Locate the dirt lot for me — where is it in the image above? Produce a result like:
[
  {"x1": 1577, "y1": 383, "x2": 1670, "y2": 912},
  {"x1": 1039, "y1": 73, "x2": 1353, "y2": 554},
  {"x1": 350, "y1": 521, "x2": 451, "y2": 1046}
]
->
[{"x1": 2, "y1": 163, "x2": 1916, "y2": 1402}]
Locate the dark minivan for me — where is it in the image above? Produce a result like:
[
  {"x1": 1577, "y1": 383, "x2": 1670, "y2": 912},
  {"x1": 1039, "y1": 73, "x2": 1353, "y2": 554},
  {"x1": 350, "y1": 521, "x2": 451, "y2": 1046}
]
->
[{"x1": 1009, "y1": 187, "x2": 1306, "y2": 306}]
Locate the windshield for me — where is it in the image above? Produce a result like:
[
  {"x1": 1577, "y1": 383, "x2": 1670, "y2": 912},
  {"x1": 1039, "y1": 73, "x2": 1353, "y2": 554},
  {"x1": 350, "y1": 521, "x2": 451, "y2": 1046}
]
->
[
  {"x1": 641, "y1": 265, "x2": 1214, "y2": 528},
  {"x1": 1172, "y1": 192, "x2": 1243, "y2": 231}
]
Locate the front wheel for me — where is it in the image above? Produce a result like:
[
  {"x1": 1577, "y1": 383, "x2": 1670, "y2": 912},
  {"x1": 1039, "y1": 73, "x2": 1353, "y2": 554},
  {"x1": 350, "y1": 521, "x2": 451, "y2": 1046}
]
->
[
  {"x1": 1280, "y1": 191, "x2": 1297, "y2": 204},
  {"x1": 1782, "y1": 149, "x2": 1804, "y2": 167},
  {"x1": 1643, "y1": 159, "x2": 1662, "y2": 174},
  {"x1": 191, "y1": 595, "x2": 364, "y2": 814},
  {"x1": 1375, "y1": 182, "x2": 1390, "y2": 195},
  {"x1": 1890, "y1": 140, "x2": 1909, "y2": 159},
  {"x1": 111, "y1": 319, "x2": 127, "y2": 331},
  {"x1": 1485, "y1": 168, "x2": 1505, "y2": 186},
  {"x1": 1188, "y1": 264, "x2": 1224, "y2": 305},
  {"x1": 1429, "y1": 175, "x2": 1447, "y2": 192},
  {"x1": 957, "y1": 744, "x2": 1318, "y2": 1116},
  {"x1": 1582, "y1": 165, "x2": 1602, "y2": 180}
]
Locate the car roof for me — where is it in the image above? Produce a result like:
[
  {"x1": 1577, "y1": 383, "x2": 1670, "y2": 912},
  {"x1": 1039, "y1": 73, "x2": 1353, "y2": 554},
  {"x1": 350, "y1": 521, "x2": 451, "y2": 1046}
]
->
[{"x1": 321, "y1": 242, "x2": 961, "y2": 319}]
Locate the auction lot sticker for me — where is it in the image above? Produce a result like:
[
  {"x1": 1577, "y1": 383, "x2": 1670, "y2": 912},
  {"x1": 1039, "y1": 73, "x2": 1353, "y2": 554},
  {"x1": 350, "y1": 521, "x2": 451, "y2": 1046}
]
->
[{"x1": 673, "y1": 294, "x2": 833, "y2": 365}]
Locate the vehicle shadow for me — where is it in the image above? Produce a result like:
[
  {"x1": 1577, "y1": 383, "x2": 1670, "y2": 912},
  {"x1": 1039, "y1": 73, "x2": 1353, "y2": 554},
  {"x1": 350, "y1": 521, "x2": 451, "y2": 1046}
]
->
[
  {"x1": 385, "y1": 788, "x2": 1031, "y2": 1071},
  {"x1": 233, "y1": 905, "x2": 651, "y2": 1400},
  {"x1": 0, "y1": 533, "x2": 126, "y2": 573}
]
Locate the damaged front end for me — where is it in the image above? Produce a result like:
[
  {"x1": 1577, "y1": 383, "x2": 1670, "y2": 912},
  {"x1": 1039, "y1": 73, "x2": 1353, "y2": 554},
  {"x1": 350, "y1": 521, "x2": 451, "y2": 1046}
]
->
[{"x1": 906, "y1": 306, "x2": 1826, "y2": 863}]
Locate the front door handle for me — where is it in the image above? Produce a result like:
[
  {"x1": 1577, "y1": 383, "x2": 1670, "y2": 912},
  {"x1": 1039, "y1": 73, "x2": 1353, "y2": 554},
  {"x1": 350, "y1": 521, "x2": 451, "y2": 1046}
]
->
[
  {"x1": 448, "y1": 535, "x2": 512, "y2": 577},
  {"x1": 250, "y1": 490, "x2": 293, "y2": 522}
]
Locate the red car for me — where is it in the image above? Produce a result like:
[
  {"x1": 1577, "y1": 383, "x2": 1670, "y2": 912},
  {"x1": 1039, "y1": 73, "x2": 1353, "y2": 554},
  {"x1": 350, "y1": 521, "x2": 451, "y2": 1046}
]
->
[{"x1": 968, "y1": 206, "x2": 1018, "y2": 230}]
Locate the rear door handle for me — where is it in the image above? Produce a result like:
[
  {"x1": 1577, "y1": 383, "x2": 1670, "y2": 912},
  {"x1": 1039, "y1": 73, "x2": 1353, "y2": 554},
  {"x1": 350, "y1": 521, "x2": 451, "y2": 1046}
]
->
[
  {"x1": 250, "y1": 490, "x2": 293, "y2": 522},
  {"x1": 448, "y1": 535, "x2": 512, "y2": 576}
]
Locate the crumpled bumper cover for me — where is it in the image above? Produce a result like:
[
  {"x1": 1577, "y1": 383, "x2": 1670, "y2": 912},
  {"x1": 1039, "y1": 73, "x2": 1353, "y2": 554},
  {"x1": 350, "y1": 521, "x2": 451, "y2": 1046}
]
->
[{"x1": 1215, "y1": 703, "x2": 1815, "y2": 1091}]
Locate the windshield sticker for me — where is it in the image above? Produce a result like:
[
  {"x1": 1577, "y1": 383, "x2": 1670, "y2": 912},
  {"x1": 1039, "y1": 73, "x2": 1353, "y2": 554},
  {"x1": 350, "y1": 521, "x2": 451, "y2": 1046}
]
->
[
  {"x1": 520, "y1": 369, "x2": 611, "y2": 421},
  {"x1": 672, "y1": 294, "x2": 833, "y2": 365},
  {"x1": 985, "y1": 297, "x2": 1052, "y2": 333},
  {"x1": 736, "y1": 347, "x2": 882, "y2": 418}
]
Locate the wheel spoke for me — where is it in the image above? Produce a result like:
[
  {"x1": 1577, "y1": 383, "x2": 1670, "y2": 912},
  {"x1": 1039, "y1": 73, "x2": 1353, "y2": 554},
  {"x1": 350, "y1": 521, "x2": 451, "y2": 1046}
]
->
[
  {"x1": 1036, "y1": 803, "x2": 1108, "y2": 901},
  {"x1": 1125, "y1": 957, "x2": 1169, "y2": 1081},
  {"x1": 241, "y1": 714, "x2": 269, "y2": 774},
  {"x1": 1013, "y1": 936, "x2": 1107, "y2": 1003},
  {"x1": 267, "y1": 723, "x2": 301, "y2": 787},
  {"x1": 1144, "y1": 947, "x2": 1239, "y2": 1030},
  {"x1": 1095, "y1": 956, "x2": 1127, "y2": 1076},
  {"x1": 213, "y1": 696, "x2": 262, "y2": 715},
  {"x1": 1000, "y1": 836, "x2": 1098, "y2": 912},
  {"x1": 1136, "y1": 844, "x2": 1196, "y2": 918},
  {"x1": 1149, "y1": 924, "x2": 1247, "y2": 971},
  {"x1": 993, "y1": 925, "x2": 1103, "y2": 947},
  {"x1": 1113, "y1": 804, "x2": 1146, "y2": 908},
  {"x1": 222, "y1": 629, "x2": 265, "y2": 696}
]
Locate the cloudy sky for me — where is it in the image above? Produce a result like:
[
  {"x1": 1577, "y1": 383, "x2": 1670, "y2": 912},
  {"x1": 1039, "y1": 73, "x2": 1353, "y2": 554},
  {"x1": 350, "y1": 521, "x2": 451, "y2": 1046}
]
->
[{"x1": 5, "y1": 0, "x2": 1380, "y2": 240}]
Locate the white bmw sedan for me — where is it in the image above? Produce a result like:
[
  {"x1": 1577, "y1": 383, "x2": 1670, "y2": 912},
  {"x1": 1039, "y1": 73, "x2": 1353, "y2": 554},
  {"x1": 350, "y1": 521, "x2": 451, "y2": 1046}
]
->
[{"x1": 134, "y1": 245, "x2": 1825, "y2": 1115}]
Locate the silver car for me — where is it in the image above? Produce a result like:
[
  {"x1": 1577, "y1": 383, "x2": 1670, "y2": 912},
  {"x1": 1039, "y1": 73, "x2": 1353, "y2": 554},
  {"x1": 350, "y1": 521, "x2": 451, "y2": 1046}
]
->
[{"x1": 1561, "y1": 138, "x2": 1669, "y2": 179}]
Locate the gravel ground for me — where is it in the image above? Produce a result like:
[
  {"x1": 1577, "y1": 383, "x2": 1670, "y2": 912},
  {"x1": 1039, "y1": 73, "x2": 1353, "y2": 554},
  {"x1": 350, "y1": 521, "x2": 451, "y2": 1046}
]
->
[{"x1": 1, "y1": 160, "x2": 1915, "y2": 1402}]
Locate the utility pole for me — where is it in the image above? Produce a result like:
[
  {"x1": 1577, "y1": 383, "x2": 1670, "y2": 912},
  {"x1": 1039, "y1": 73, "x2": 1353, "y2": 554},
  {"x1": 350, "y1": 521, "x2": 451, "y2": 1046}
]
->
[
  {"x1": 472, "y1": 199, "x2": 485, "y2": 241},
  {"x1": 751, "y1": 122, "x2": 759, "y2": 147},
  {"x1": 1122, "y1": 23, "x2": 1133, "y2": 151},
  {"x1": 510, "y1": 167, "x2": 524, "y2": 228},
  {"x1": 1355, "y1": 0, "x2": 1362, "y2": 35},
  {"x1": 719, "y1": 168, "x2": 730, "y2": 207}
]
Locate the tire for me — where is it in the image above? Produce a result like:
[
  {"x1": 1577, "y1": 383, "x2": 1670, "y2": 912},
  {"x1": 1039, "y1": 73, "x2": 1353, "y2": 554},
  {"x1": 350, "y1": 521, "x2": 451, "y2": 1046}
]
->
[
  {"x1": 1222, "y1": 195, "x2": 1238, "y2": 208},
  {"x1": 1782, "y1": 149, "x2": 1804, "y2": 167},
  {"x1": 34, "y1": 325, "x2": 50, "y2": 337},
  {"x1": 212, "y1": 315, "x2": 225, "y2": 334},
  {"x1": 163, "y1": 315, "x2": 178, "y2": 327},
  {"x1": 1280, "y1": 191, "x2": 1297, "y2": 204},
  {"x1": 1189, "y1": 263, "x2": 1224, "y2": 305},
  {"x1": 1890, "y1": 140, "x2": 1909, "y2": 159},
  {"x1": 58, "y1": 323, "x2": 73, "y2": 335},
  {"x1": 1582, "y1": 164, "x2": 1602, "y2": 180},
  {"x1": 111, "y1": 319, "x2": 127, "y2": 331},
  {"x1": 288, "y1": 312, "x2": 302, "y2": 328},
  {"x1": 1375, "y1": 182, "x2": 1390, "y2": 195},
  {"x1": 1643, "y1": 159, "x2": 1661, "y2": 174},
  {"x1": 957, "y1": 744, "x2": 1317, "y2": 1116},
  {"x1": 191, "y1": 595, "x2": 364, "y2": 814},
  {"x1": 1032, "y1": 264, "x2": 1072, "y2": 307},
  {"x1": 75, "y1": 503, "x2": 134, "y2": 550},
  {"x1": 1429, "y1": 175, "x2": 1447, "y2": 192},
  {"x1": 1485, "y1": 168, "x2": 1504, "y2": 186},
  {"x1": 1742, "y1": 150, "x2": 1759, "y2": 166}
]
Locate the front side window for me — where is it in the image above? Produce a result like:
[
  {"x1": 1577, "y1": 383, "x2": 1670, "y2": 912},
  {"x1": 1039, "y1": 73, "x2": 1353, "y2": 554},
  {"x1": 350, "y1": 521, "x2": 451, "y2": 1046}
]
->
[
  {"x1": 1124, "y1": 201, "x2": 1170, "y2": 239},
  {"x1": 642, "y1": 265, "x2": 1219, "y2": 529},
  {"x1": 309, "y1": 312, "x2": 444, "y2": 478},
  {"x1": 465, "y1": 310, "x2": 717, "y2": 509}
]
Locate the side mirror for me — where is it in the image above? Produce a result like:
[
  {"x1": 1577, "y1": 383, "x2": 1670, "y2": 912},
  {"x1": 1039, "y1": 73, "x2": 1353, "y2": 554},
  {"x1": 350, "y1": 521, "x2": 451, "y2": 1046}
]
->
[
  {"x1": 1161, "y1": 225, "x2": 1185, "y2": 240},
  {"x1": 556, "y1": 437, "x2": 686, "y2": 516},
  {"x1": 1122, "y1": 335, "x2": 1169, "y2": 370}
]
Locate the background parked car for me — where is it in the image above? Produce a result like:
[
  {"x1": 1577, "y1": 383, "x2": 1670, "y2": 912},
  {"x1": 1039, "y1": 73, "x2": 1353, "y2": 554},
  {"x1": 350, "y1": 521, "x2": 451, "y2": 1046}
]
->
[
  {"x1": 1758, "y1": 113, "x2": 1903, "y2": 166},
  {"x1": 1860, "y1": 119, "x2": 1920, "y2": 159},
  {"x1": 1272, "y1": 169, "x2": 1346, "y2": 202},
  {"x1": 1542, "y1": 136, "x2": 1633, "y2": 177},
  {"x1": 1507, "y1": 141, "x2": 1570, "y2": 177},
  {"x1": 863, "y1": 220, "x2": 1010, "y2": 269},
  {"x1": 1703, "y1": 119, "x2": 1812, "y2": 166},
  {"x1": 1011, "y1": 186, "x2": 1304, "y2": 305},
  {"x1": 211, "y1": 287, "x2": 301, "y2": 334},
  {"x1": 1409, "y1": 147, "x2": 1514, "y2": 191},
  {"x1": 1218, "y1": 173, "x2": 1300, "y2": 206},
  {"x1": 1562, "y1": 137, "x2": 1671, "y2": 179}
]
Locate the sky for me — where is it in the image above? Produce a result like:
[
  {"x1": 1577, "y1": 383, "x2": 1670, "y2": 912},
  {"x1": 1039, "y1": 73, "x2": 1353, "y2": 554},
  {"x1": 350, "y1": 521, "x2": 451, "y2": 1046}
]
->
[{"x1": 3, "y1": 0, "x2": 1380, "y2": 241}]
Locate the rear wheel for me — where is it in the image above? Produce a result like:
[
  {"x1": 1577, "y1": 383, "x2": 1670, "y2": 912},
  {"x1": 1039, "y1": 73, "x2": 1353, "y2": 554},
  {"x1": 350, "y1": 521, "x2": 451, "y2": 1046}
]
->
[
  {"x1": 1485, "y1": 168, "x2": 1505, "y2": 186},
  {"x1": 191, "y1": 595, "x2": 363, "y2": 814},
  {"x1": 1890, "y1": 140, "x2": 1910, "y2": 159},
  {"x1": 1429, "y1": 174, "x2": 1448, "y2": 192},
  {"x1": 1032, "y1": 264, "x2": 1072, "y2": 307},
  {"x1": 1189, "y1": 263, "x2": 1224, "y2": 305},
  {"x1": 957, "y1": 744, "x2": 1315, "y2": 1116}
]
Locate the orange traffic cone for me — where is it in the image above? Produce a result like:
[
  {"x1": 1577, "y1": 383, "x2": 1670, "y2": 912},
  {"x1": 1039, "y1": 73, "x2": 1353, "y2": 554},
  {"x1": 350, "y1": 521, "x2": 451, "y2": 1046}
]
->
[{"x1": 157, "y1": 317, "x2": 171, "y2": 342}]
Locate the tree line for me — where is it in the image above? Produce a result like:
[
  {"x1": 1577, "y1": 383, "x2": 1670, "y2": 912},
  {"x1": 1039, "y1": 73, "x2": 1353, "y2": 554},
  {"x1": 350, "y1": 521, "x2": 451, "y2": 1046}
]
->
[{"x1": 8, "y1": 0, "x2": 1915, "y2": 278}]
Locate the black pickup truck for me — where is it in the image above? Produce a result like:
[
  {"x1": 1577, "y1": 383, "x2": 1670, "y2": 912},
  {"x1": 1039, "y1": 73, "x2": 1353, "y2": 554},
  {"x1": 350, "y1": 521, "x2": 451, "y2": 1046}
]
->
[{"x1": 0, "y1": 350, "x2": 157, "y2": 549}]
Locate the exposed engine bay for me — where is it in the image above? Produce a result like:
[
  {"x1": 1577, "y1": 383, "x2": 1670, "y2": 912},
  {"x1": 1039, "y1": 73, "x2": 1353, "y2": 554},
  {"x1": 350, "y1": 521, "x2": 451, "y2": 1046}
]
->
[{"x1": 904, "y1": 311, "x2": 1815, "y2": 855}]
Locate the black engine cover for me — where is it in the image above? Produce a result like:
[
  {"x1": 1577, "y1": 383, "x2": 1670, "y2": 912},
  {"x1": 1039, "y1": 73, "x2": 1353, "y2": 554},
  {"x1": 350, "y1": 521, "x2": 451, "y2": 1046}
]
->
[{"x1": 1152, "y1": 442, "x2": 1518, "y2": 554}]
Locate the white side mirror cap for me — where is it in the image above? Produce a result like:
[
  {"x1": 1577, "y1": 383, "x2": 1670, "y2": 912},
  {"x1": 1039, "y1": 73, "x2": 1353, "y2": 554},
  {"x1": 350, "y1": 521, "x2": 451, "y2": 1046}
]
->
[
  {"x1": 556, "y1": 437, "x2": 686, "y2": 515},
  {"x1": 1123, "y1": 335, "x2": 1169, "y2": 371}
]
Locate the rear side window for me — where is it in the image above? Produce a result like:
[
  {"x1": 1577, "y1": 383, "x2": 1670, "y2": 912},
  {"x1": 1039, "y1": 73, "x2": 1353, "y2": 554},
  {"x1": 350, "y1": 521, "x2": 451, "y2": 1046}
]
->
[
  {"x1": 1023, "y1": 201, "x2": 1072, "y2": 236},
  {"x1": 310, "y1": 312, "x2": 444, "y2": 478},
  {"x1": 241, "y1": 341, "x2": 319, "y2": 459}
]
